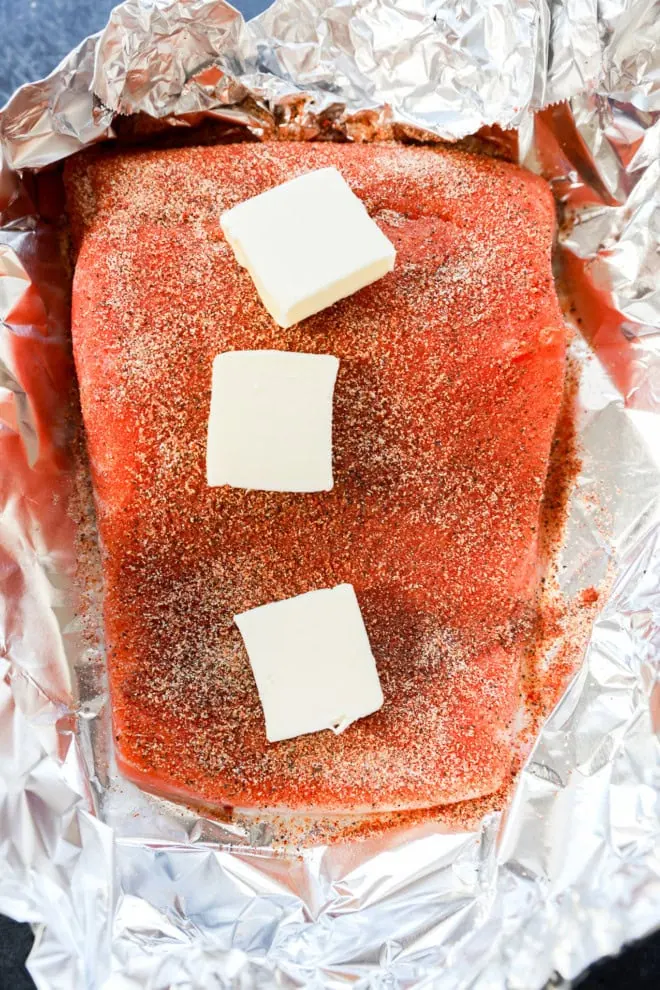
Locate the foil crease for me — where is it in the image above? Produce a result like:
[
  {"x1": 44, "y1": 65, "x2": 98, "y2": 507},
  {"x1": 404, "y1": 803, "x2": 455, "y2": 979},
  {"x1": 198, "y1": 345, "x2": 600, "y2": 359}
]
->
[{"x1": 0, "y1": 1, "x2": 659, "y2": 989}]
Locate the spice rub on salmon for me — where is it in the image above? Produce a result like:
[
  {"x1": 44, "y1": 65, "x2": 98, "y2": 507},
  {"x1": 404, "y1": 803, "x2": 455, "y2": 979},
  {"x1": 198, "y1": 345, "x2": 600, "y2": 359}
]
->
[{"x1": 65, "y1": 141, "x2": 566, "y2": 812}]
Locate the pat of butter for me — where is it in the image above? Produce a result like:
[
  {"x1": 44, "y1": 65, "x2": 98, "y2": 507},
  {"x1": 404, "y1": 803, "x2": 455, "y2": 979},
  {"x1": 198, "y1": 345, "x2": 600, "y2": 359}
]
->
[
  {"x1": 220, "y1": 167, "x2": 396, "y2": 328},
  {"x1": 234, "y1": 584, "x2": 384, "y2": 743},
  {"x1": 207, "y1": 349, "x2": 339, "y2": 492}
]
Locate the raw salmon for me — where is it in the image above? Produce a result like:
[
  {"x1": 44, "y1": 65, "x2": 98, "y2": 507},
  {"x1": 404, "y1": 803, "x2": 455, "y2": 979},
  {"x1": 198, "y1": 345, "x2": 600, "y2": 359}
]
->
[{"x1": 65, "y1": 142, "x2": 565, "y2": 812}]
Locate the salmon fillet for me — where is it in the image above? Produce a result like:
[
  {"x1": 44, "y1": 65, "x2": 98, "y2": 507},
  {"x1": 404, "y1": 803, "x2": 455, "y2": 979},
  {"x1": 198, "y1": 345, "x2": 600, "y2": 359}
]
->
[{"x1": 65, "y1": 142, "x2": 566, "y2": 812}]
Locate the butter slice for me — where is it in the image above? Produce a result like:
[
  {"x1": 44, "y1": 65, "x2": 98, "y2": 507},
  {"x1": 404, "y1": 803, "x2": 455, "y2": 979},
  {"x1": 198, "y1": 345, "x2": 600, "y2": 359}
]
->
[
  {"x1": 234, "y1": 584, "x2": 384, "y2": 743},
  {"x1": 207, "y1": 349, "x2": 339, "y2": 492},
  {"x1": 220, "y1": 167, "x2": 396, "y2": 328}
]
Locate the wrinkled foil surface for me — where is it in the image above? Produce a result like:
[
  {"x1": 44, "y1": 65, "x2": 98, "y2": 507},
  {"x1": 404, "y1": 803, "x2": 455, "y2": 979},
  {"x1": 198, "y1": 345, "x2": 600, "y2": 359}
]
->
[{"x1": 1, "y1": 1, "x2": 659, "y2": 987}]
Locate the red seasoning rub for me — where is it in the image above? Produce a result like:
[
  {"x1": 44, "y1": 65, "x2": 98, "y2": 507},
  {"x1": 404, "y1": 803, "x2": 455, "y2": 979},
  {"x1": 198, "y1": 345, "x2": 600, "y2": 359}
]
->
[{"x1": 65, "y1": 141, "x2": 566, "y2": 813}]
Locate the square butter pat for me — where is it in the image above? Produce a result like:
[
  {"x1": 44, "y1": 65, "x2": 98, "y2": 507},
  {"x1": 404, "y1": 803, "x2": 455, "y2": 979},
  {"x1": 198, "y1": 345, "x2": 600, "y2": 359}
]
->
[
  {"x1": 207, "y1": 349, "x2": 339, "y2": 492},
  {"x1": 234, "y1": 584, "x2": 384, "y2": 743},
  {"x1": 220, "y1": 167, "x2": 396, "y2": 328}
]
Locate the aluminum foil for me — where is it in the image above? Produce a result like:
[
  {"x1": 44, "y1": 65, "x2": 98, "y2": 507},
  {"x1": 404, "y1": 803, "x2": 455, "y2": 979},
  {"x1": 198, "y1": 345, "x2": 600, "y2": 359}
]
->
[{"x1": 1, "y1": 1, "x2": 659, "y2": 987}]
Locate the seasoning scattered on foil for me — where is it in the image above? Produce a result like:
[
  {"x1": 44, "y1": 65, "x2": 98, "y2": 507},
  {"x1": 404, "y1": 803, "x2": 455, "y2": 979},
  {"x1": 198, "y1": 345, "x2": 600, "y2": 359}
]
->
[{"x1": 1, "y1": 1, "x2": 659, "y2": 988}]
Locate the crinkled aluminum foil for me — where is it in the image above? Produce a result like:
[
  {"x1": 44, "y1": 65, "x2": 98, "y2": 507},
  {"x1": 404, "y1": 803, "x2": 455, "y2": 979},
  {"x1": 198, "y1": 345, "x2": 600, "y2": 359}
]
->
[{"x1": 1, "y1": 1, "x2": 659, "y2": 988}]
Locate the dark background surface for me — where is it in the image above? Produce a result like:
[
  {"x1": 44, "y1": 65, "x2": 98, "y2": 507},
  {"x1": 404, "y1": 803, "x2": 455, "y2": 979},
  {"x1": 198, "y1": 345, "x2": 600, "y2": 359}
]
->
[{"x1": 0, "y1": 1, "x2": 658, "y2": 988}]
